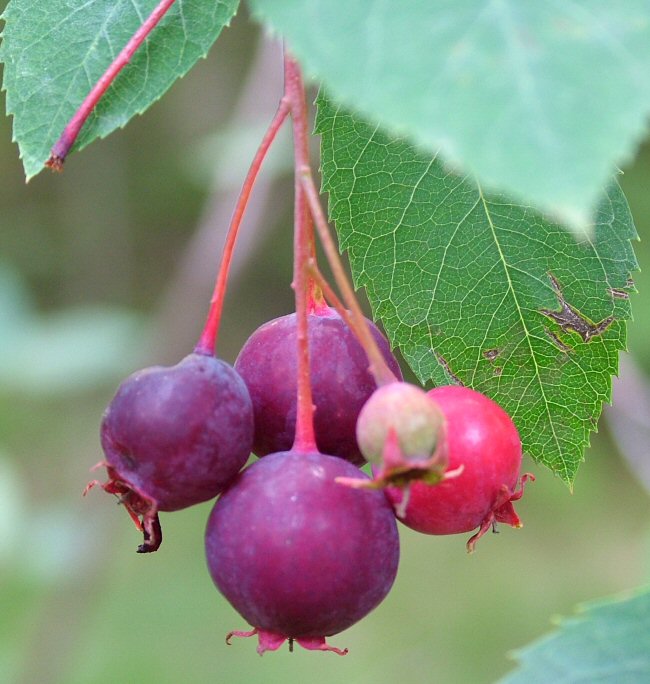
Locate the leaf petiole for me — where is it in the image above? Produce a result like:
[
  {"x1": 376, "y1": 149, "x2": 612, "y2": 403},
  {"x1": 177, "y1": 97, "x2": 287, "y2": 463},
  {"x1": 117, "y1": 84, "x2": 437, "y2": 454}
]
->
[{"x1": 46, "y1": 0, "x2": 179, "y2": 170}]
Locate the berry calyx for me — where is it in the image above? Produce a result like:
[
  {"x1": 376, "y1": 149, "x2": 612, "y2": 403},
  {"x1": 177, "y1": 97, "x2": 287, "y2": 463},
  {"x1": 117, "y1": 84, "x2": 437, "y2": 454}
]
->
[
  {"x1": 85, "y1": 462, "x2": 163, "y2": 552},
  {"x1": 235, "y1": 306, "x2": 402, "y2": 465},
  {"x1": 205, "y1": 450, "x2": 400, "y2": 654},
  {"x1": 92, "y1": 352, "x2": 253, "y2": 552},
  {"x1": 226, "y1": 628, "x2": 348, "y2": 656},
  {"x1": 383, "y1": 385, "x2": 533, "y2": 552}
]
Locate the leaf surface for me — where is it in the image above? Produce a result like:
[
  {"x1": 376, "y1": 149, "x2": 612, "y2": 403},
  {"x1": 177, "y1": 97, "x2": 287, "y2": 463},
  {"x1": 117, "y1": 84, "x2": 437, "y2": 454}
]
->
[
  {"x1": 317, "y1": 95, "x2": 638, "y2": 483},
  {"x1": 499, "y1": 589, "x2": 650, "y2": 683},
  {"x1": 1, "y1": 0, "x2": 239, "y2": 178},
  {"x1": 251, "y1": 0, "x2": 650, "y2": 230}
]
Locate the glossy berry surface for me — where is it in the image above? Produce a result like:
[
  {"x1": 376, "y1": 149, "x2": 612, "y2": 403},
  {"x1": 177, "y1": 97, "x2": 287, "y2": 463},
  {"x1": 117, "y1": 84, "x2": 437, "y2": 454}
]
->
[
  {"x1": 384, "y1": 385, "x2": 528, "y2": 550},
  {"x1": 234, "y1": 306, "x2": 402, "y2": 465},
  {"x1": 205, "y1": 450, "x2": 400, "y2": 651},
  {"x1": 101, "y1": 352, "x2": 253, "y2": 512}
]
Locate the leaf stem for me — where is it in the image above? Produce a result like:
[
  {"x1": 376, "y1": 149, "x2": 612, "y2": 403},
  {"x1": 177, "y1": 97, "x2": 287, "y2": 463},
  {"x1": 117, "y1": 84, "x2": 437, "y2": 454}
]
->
[
  {"x1": 285, "y1": 54, "x2": 318, "y2": 452},
  {"x1": 194, "y1": 98, "x2": 290, "y2": 356},
  {"x1": 46, "y1": 0, "x2": 179, "y2": 170},
  {"x1": 300, "y1": 168, "x2": 398, "y2": 386}
]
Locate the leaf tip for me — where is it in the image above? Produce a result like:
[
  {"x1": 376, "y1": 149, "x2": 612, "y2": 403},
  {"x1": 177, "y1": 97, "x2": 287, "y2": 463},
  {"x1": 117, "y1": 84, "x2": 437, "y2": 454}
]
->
[{"x1": 563, "y1": 472, "x2": 576, "y2": 494}]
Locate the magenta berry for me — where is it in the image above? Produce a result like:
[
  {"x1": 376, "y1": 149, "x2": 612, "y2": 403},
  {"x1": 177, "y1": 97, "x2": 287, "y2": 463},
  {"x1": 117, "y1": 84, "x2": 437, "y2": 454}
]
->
[
  {"x1": 384, "y1": 385, "x2": 532, "y2": 551},
  {"x1": 205, "y1": 450, "x2": 400, "y2": 654},
  {"x1": 96, "y1": 352, "x2": 253, "y2": 552},
  {"x1": 234, "y1": 306, "x2": 402, "y2": 465}
]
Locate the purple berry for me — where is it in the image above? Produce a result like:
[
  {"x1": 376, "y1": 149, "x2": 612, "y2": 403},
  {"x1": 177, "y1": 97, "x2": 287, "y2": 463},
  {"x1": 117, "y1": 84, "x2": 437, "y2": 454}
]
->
[
  {"x1": 234, "y1": 306, "x2": 402, "y2": 465},
  {"x1": 205, "y1": 450, "x2": 400, "y2": 654},
  {"x1": 96, "y1": 352, "x2": 253, "y2": 552}
]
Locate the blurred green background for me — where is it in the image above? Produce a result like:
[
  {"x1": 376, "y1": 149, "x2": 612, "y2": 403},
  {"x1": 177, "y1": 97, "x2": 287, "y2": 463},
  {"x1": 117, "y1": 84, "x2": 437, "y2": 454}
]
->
[{"x1": 1, "y1": 8, "x2": 649, "y2": 684}]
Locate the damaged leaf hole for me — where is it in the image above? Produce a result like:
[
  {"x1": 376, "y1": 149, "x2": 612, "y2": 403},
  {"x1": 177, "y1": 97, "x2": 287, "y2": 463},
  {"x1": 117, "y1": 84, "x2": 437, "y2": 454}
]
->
[{"x1": 541, "y1": 274, "x2": 615, "y2": 343}]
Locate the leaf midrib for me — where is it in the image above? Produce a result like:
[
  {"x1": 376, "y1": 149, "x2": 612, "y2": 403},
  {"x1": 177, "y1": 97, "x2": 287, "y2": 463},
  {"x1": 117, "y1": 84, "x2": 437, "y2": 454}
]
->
[{"x1": 477, "y1": 183, "x2": 565, "y2": 477}]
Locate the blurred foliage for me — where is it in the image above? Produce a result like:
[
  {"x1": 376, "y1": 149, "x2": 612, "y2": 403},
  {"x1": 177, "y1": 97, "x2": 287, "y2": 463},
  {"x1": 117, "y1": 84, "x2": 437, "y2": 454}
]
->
[
  {"x1": 0, "y1": 263, "x2": 145, "y2": 394},
  {"x1": 0, "y1": 9, "x2": 649, "y2": 684}
]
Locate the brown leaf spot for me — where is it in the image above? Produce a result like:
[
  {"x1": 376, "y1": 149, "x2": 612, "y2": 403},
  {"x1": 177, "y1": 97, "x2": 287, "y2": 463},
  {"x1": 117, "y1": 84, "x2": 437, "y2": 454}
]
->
[
  {"x1": 607, "y1": 287, "x2": 630, "y2": 300},
  {"x1": 483, "y1": 348, "x2": 500, "y2": 362},
  {"x1": 541, "y1": 274, "x2": 614, "y2": 342},
  {"x1": 434, "y1": 351, "x2": 463, "y2": 386}
]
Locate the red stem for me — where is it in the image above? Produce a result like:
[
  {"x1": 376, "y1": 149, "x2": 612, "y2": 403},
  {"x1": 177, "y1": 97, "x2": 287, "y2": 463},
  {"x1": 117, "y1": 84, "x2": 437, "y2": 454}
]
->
[
  {"x1": 300, "y1": 171, "x2": 397, "y2": 386},
  {"x1": 46, "y1": 0, "x2": 178, "y2": 170},
  {"x1": 194, "y1": 99, "x2": 290, "y2": 356},
  {"x1": 305, "y1": 200, "x2": 319, "y2": 313},
  {"x1": 307, "y1": 259, "x2": 358, "y2": 342},
  {"x1": 285, "y1": 55, "x2": 318, "y2": 452}
]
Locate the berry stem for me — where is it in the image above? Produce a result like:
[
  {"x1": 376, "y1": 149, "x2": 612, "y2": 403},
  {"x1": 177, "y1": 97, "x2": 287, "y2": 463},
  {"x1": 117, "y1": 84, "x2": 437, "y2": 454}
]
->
[
  {"x1": 47, "y1": 0, "x2": 179, "y2": 170},
  {"x1": 194, "y1": 98, "x2": 290, "y2": 356},
  {"x1": 300, "y1": 170, "x2": 398, "y2": 386},
  {"x1": 285, "y1": 54, "x2": 318, "y2": 452}
]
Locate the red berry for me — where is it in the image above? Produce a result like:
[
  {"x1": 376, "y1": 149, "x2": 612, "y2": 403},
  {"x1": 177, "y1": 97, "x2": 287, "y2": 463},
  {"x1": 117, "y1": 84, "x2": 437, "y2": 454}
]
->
[
  {"x1": 234, "y1": 306, "x2": 402, "y2": 465},
  {"x1": 383, "y1": 385, "x2": 532, "y2": 551},
  {"x1": 205, "y1": 450, "x2": 400, "y2": 654}
]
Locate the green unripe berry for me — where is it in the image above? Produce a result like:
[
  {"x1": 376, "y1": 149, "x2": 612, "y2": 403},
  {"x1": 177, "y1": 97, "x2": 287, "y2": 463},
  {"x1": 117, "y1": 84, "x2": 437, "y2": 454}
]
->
[{"x1": 356, "y1": 382, "x2": 444, "y2": 464}]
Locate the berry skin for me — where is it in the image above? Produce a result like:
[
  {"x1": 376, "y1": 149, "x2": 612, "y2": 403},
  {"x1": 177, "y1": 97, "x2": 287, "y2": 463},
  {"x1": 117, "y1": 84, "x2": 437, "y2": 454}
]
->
[
  {"x1": 234, "y1": 306, "x2": 402, "y2": 466},
  {"x1": 383, "y1": 385, "x2": 532, "y2": 551},
  {"x1": 95, "y1": 352, "x2": 253, "y2": 552},
  {"x1": 205, "y1": 450, "x2": 400, "y2": 654}
]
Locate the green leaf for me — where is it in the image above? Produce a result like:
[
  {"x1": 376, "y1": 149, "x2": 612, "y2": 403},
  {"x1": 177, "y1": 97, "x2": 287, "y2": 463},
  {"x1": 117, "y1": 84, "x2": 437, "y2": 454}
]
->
[
  {"x1": 1, "y1": 0, "x2": 239, "y2": 178},
  {"x1": 499, "y1": 589, "x2": 650, "y2": 683},
  {"x1": 250, "y1": 0, "x2": 650, "y2": 231},
  {"x1": 316, "y1": 95, "x2": 638, "y2": 485}
]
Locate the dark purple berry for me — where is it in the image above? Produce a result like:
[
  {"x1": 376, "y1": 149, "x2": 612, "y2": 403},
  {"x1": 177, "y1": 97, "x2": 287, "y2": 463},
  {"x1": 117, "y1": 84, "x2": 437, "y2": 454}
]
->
[
  {"x1": 234, "y1": 306, "x2": 402, "y2": 465},
  {"x1": 205, "y1": 450, "x2": 400, "y2": 654},
  {"x1": 95, "y1": 352, "x2": 253, "y2": 551}
]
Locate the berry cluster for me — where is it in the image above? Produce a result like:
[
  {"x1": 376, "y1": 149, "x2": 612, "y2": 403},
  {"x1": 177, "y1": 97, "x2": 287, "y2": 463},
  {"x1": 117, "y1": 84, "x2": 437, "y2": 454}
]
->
[{"x1": 86, "y1": 55, "x2": 532, "y2": 656}]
